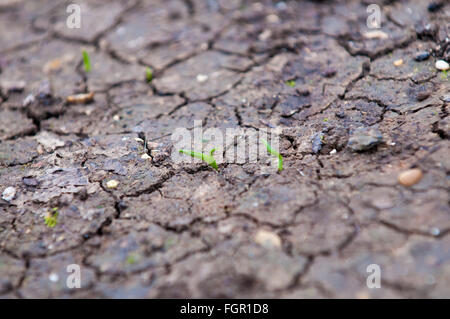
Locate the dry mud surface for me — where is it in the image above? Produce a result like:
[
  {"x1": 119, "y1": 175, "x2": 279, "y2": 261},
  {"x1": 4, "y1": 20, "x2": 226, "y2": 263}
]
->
[{"x1": 0, "y1": 0, "x2": 449, "y2": 298}]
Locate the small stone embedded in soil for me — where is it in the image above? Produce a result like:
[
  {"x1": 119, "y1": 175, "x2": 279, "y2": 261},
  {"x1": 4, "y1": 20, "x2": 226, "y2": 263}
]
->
[
  {"x1": 414, "y1": 51, "x2": 430, "y2": 62},
  {"x1": 335, "y1": 111, "x2": 346, "y2": 118},
  {"x1": 430, "y1": 227, "x2": 440, "y2": 236},
  {"x1": 363, "y1": 30, "x2": 388, "y2": 39},
  {"x1": 196, "y1": 74, "x2": 208, "y2": 83},
  {"x1": 2, "y1": 187, "x2": 16, "y2": 202},
  {"x1": 258, "y1": 29, "x2": 272, "y2": 41},
  {"x1": 393, "y1": 59, "x2": 404, "y2": 67},
  {"x1": 311, "y1": 132, "x2": 324, "y2": 154},
  {"x1": 22, "y1": 94, "x2": 35, "y2": 107},
  {"x1": 141, "y1": 153, "x2": 151, "y2": 160},
  {"x1": 416, "y1": 91, "x2": 431, "y2": 101},
  {"x1": 322, "y1": 67, "x2": 337, "y2": 78},
  {"x1": 23, "y1": 177, "x2": 39, "y2": 187},
  {"x1": 435, "y1": 60, "x2": 449, "y2": 71},
  {"x1": 398, "y1": 168, "x2": 423, "y2": 187},
  {"x1": 254, "y1": 229, "x2": 282, "y2": 249},
  {"x1": 348, "y1": 127, "x2": 383, "y2": 152},
  {"x1": 66, "y1": 92, "x2": 94, "y2": 104},
  {"x1": 106, "y1": 180, "x2": 120, "y2": 189},
  {"x1": 266, "y1": 14, "x2": 280, "y2": 23},
  {"x1": 48, "y1": 273, "x2": 59, "y2": 282}
]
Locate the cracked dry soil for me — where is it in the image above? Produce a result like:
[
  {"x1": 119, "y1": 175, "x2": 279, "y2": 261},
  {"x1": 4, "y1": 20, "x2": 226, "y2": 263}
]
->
[{"x1": 0, "y1": 0, "x2": 449, "y2": 299}]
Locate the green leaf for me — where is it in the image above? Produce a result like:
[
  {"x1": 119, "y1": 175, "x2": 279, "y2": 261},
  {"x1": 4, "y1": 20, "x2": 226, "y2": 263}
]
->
[
  {"x1": 146, "y1": 67, "x2": 153, "y2": 83},
  {"x1": 44, "y1": 208, "x2": 59, "y2": 228},
  {"x1": 285, "y1": 80, "x2": 296, "y2": 88},
  {"x1": 261, "y1": 138, "x2": 283, "y2": 172},
  {"x1": 179, "y1": 148, "x2": 218, "y2": 170},
  {"x1": 126, "y1": 254, "x2": 137, "y2": 265},
  {"x1": 82, "y1": 50, "x2": 91, "y2": 73}
]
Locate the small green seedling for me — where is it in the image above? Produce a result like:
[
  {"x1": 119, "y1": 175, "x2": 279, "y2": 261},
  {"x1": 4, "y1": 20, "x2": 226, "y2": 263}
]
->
[
  {"x1": 179, "y1": 148, "x2": 218, "y2": 170},
  {"x1": 285, "y1": 80, "x2": 296, "y2": 88},
  {"x1": 146, "y1": 67, "x2": 153, "y2": 83},
  {"x1": 44, "y1": 207, "x2": 59, "y2": 228},
  {"x1": 126, "y1": 253, "x2": 137, "y2": 265},
  {"x1": 261, "y1": 138, "x2": 283, "y2": 172},
  {"x1": 82, "y1": 50, "x2": 91, "y2": 73},
  {"x1": 441, "y1": 70, "x2": 448, "y2": 81}
]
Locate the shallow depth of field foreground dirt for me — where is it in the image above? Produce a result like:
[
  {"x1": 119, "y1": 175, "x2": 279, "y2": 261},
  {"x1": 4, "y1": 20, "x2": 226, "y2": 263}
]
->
[{"x1": 0, "y1": 0, "x2": 449, "y2": 298}]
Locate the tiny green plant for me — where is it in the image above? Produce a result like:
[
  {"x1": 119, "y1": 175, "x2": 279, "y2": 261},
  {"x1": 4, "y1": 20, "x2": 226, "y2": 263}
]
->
[
  {"x1": 261, "y1": 138, "x2": 283, "y2": 172},
  {"x1": 146, "y1": 67, "x2": 153, "y2": 83},
  {"x1": 285, "y1": 80, "x2": 296, "y2": 88},
  {"x1": 441, "y1": 70, "x2": 448, "y2": 81},
  {"x1": 126, "y1": 253, "x2": 137, "y2": 265},
  {"x1": 179, "y1": 148, "x2": 218, "y2": 170},
  {"x1": 82, "y1": 49, "x2": 91, "y2": 73},
  {"x1": 44, "y1": 207, "x2": 59, "y2": 228}
]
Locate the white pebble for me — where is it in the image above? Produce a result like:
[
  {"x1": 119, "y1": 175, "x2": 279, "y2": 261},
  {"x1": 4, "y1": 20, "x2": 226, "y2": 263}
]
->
[
  {"x1": 2, "y1": 187, "x2": 16, "y2": 202},
  {"x1": 275, "y1": 2, "x2": 287, "y2": 10},
  {"x1": 393, "y1": 59, "x2": 403, "y2": 67},
  {"x1": 49, "y1": 273, "x2": 59, "y2": 282},
  {"x1": 258, "y1": 29, "x2": 272, "y2": 41},
  {"x1": 254, "y1": 229, "x2": 282, "y2": 249},
  {"x1": 435, "y1": 60, "x2": 449, "y2": 71},
  {"x1": 430, "y1": 227, "x2": 440, "y2": 236},
  {"x1": 329, "y1": 149, "x2": 337, "y2": 155},
  {"x1": 196, "y1": 74, "x2": 208, "y2": 83},
  {"x1": 266, "y1": 14, "x2": 280, "y2": 23},
  {"x1": 363, "y1": 30, "x2": 388, "y2": 39},
  {"x1": 106, "y1": 180, "x2": 119, "y2": 189},
  {"x1": 141, "y1": 153, "x2": 151, "y2": 160},
  {"x1": 22, "y1": 94, "x2": 35, "y2": 107}
]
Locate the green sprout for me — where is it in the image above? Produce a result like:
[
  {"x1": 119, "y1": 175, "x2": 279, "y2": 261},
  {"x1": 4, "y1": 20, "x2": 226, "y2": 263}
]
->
[
  {"x1": 146, "y1": 67, "x2": 153, "y2": 83},
  {"x1": 82, "y1": 50, "x2": 91, "y2": 73},
  {"x1": 44, "y1": 207, "x2": 59, "y2": 228},
  {"x1": 441, "y1": 70, "x2": 448, "y2": 81},
  {"x1": 261, "y1": 138, "x2": 283, "y2": 172},
  {"x1": 126, "y1": 253, "x2": 137, "y2": 265},
  {"x1": 285, "y1": 80, "x2": 296, "y2": 88},
  {"x1": 179, "y1": 148, "x2": 218, "y2": 170}
]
